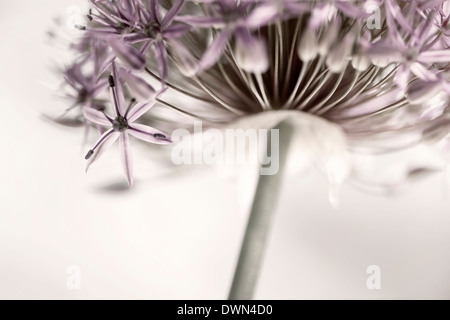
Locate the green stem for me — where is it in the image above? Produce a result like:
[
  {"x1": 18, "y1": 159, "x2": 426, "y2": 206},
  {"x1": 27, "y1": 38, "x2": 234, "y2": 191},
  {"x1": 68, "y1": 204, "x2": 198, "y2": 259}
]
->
[{"x1": 228, "y1": 121, "x2": 294, "y2": 300}]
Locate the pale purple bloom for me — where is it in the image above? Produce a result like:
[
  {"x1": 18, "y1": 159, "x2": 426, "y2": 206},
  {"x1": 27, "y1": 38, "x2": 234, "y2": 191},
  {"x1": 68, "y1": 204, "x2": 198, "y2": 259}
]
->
[
  {"x1": 84, "y1": 62, "x2": 171, "y2": 186},
  {"x1": 51, "y1": 0, "x2": 450, "y2": 188},
  {"x1": 86, "y1": 0, "x2": 190, "y2": 80},
  {"x1": 62, "y1": 60, "x2": 108, "y2": 110},
  {"x1": 368, "y1": 10, "x2": 450, "y2": 91}
]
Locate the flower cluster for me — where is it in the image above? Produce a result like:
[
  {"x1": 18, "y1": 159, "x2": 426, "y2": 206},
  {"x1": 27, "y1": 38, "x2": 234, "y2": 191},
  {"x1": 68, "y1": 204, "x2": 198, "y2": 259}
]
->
[{"x1": 55, "y1": 0, "x2": 450, "y2": 186}]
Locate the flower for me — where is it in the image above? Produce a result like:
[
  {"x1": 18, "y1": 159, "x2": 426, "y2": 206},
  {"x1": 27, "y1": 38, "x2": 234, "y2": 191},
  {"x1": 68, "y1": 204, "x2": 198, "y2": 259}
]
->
[
  {"x1": 85, "y1": 0, "x2": 191, "y2": 80},
  {"x1": 177, "y1": 0, "x2": 280, "y2": 72},
  {"x1": 83, "y1": 62, "x2": 171, "y2": 186},
  {"x1": 51, "y1": 0, "x2": 450, "y2": 191}
]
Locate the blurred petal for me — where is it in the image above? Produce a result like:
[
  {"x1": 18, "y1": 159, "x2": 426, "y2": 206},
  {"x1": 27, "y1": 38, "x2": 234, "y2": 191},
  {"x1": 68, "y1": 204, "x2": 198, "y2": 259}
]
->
[
  {"x1": 128, "y1": 100, "x2": 156, "y2": 122},
  {"x1": 244, "y1": 3, "x2": 279, "y2": 29},
  {"x1": 394, "y1": 64, "x2": 410, "y2": 90},
  {"x1": 109, "y1": 38, "x2": 145, "y2": 70},
  {"x1": 120, "y1": 69, "x2": 156, "y2": 101},
  {"x1": 385, "y1": 0, "x2": 413, "y2": 33},
  {"x1": 407, "y1": 80, "x2": 442, "y2": 104},
  {"x1": 368, "y1": 42, "x2": 402, "y2": 65},
  {"x1": 410, "y1": 62, "x2": 438, "y2": 82},
  {"x1": 298, "y1": 27, "x2": 318, "y2": 62},
  {"x1": 119, "y1": 132, "x2": 133, "y2": 187},
  {"x1": 163, "y1": 23, "x2": 190, "y2": 39},
  {"x1": 83, "y1": 107, "x2": 111, "y2": 126},
  {"x1": 162, "y1": 0, "x2": 185, "y2": 27},
  {"x1": 309, "y1": 3, "x2": 333, "y2": 29},
  {"x1": 235, "y1": 32, "x2": 269, "y2": 74},
  {"x1": 154, "y1": 40, "x2": 168, "y2": 82},
  {"x1": 168, "y1": 39, "x2": 199, "y2": 76},
  {"x1": 197, "y1": 28, "x2": 232, "y2": 73},
  {"x1": 418, "y1": 50, "x2": 450, "y2": 63},
  {"x1": 334, "y1": 1, "x2": 368, "y2": 19}
]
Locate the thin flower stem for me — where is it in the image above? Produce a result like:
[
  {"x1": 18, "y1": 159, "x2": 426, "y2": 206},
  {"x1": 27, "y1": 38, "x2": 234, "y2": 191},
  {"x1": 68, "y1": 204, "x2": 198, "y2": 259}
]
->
[
  {"x1": 297, "y1": 72, "x2": 332, "y2": 110},
  {"x1": 273, "y1": 24, "x2": 282, "y2": 102},
  {"x1": 193, "y1": 77, "x2": 246, "y2": 115},
  {"x1": 144, "y1": 67, "x2": 213, "y2": 103},
  {"x1": 291, "y1": 56, "x2": 325, "y2": 107},
  {"x1": 217, "y1": 61, "x2": 256, "y2": 108},
  {"x1": 309, "y1": 69, "x2": 347, "y2": 114},
  {"x1": 255, "y1": 73, "x2": 271, "y2": 109},
  {"x1": 155, "y1": 98, "x2": 227, "y2": 123},
  {"x1": 228, "y1": 121, "x2": 294, "y2": 300},
  {"x1": 282, "y1": 61, "x2": 308, "y2": 109},
  {"x1": 316, "y1": 71, "x2": 360, "y2": 115},
  {"x1": 282, "y1": 17, "x2": 302, "y2": 100}
]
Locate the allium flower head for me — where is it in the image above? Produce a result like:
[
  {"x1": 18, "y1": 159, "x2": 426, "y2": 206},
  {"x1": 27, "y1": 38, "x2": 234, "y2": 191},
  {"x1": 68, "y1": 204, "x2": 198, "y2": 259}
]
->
[
  {"x1": 83, "y1": 62, "x2": 171, "y2": 186},
  {"x1": 52, "y1": 0, "x2": 450, "y2": 188}
]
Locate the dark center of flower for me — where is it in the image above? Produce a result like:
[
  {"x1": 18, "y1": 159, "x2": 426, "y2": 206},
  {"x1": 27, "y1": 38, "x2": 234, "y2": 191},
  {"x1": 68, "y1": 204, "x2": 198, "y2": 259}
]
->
[
  {"x1": 78, "y1": 88, "x2": 88, "y2": 103},
  {"x1": 144, "y1": 22, "x2": 161, "y2": 38},
  {"x1": 112, "y1": 116, "x2": 129, "y2": 132},
  {"x1": 223, "y1": 10, "x2": 242, "y2": 23},
  {"x1": 117, "y1": 22, "x2": 135, "y2": 34},
  {"x1": 404, "y1": 48, "x2": 418, "y2": 62}
]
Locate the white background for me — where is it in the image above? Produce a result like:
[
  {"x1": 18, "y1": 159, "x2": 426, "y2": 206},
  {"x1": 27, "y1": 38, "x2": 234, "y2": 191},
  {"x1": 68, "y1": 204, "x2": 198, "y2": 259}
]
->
[{"x1": 1, "y1": 0, "x2": 450, "y2": 299}]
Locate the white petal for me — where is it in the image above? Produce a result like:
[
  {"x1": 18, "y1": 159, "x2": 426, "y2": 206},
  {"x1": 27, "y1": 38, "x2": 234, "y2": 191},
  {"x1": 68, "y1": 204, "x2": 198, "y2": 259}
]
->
[
  {"x1": 234, "y1": 35, "x2": 269, "y2": 74},
  {"x1": 297, "y1": 27, "x2": 318, "y2": 62}
]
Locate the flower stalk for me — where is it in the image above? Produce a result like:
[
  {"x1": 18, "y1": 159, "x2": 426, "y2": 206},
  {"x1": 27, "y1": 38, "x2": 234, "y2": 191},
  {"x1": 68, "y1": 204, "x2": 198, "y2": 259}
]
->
[{"x1": 229, "y1": 120, "x2": 294, "y2": 300}]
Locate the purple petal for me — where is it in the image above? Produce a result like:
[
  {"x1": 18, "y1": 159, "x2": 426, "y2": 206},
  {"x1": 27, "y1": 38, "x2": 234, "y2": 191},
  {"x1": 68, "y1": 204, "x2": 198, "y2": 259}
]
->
[
  {"x1": 109, "y1": 38, "x2": 146, "y2": 70},
  {"x1": 83, "y1": 107, "x2": 111, "y2": 126},
  {"x1": 418, "y1": 50, "x2": 450, "y2": 63},
  {"x1": 119, "y1": 132, "x2": 133, "y2": 187},
  {"x1": 163, "y1": 23, "x2": 190, "y2": 39},
  {"x1": 162, "y1": 0, "x2": 185, "y2": 27},
  {"x1": 128, "y1": 123, "x2": 172, "y2": 144},
  {"x1": 410, "y1": 62, "x2": 438, "y2": 82},
  {"x1": 197, "y1": 28, "x2": 232, "y2": 73},
  {"x1": 149, "y1": 0, "x2": 160, "y2": 23},
  {"x1": 308, "y1": 2, "x2": 333, "y2": 29},
  {"x1": 394, "y1": 64, "x2": 410, "y2": 90},
  {"x1": 284, "y1": 2, "x2": 311, "y2": 15},
  {"x1": 385, "y1": 0, "x2": 413, "y2": 33},
  {"x1": 367, "y1": 42, "x2": 402, "y2": 65},
  {"x1": 153, "y1": 40, "x2": 168, "y2": 82},
  {"x1": 244, "y1": 3, "x2": 279, "y2": 29},
  {"x1": 168, "y1": 39, "x2": 199, "y2": 76},
  {"x1": 407, "y1": 80, "x2": 442, "y2": 104},
  {"x1": 334, "y1": 1, "x2": 368, "y2": 19},
  {"x1": 86, "y1": 130, "x2": 120, "y2": 172},
  {"x1": 127, "y1": 100, "x2": 156, "y2": 122},
  {"x1": 120, "y1": 69, "x2": 156, "y2": 101},
  {"x1": 123, "y1": 33, "x2": 150, "y2": 44}
]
